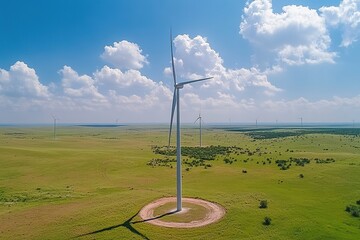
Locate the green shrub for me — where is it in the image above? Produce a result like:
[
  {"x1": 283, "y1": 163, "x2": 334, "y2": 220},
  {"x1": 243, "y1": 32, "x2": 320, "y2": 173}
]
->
[
  {"x1": 351, "y1": 209, "x2": 360, "y2": 217},
  {"x1": 345, "y1": 205, "x2": 351, "y2": 212},
  {"x1": 263, "y1": 216, "x2": 271, "y2": 225},
  {"x1": 259, "y1": 200, "x2": 268, "y2": 209},
  {"x1": 345, "y1": 204, "x2": 360, "y2": 217}
]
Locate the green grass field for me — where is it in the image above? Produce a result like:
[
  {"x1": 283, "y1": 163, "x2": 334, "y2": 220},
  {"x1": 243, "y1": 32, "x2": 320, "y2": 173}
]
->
[{"x1": 0, "y1": 126, "x2": 359, "y2": 239}]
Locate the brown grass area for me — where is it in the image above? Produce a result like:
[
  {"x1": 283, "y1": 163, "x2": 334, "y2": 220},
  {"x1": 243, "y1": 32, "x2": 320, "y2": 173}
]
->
[{"x1": 0, "y1": 201, "x2": 95, "y2": 239}]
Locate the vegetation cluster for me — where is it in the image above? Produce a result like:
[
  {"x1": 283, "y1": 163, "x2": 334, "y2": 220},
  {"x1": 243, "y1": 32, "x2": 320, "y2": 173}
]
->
[
  {"x1": 150, "y1": 145, "x2": 237, "y2": 169},
  {"x1": 345, "y1": 200, "x2": 360, "y2": 217},
  {"x1": 149, "y1": 145, "x2": 336, "y2": 171},
  {"x1": 228, "y1": 128, "x2": 360, "y2": 139},
  {"x1": 314, "y1": 158, "x2": 335, "y2": 164},
  {"x1": 151, "y1": 145, "x2": 233, "y2": 159},
  {"x1": 263, "y1": 216, "x2": 272, "y2": 225},
  {"x1": 259, "y1": 200, "x2": 268, "y2": 209},
  {"x1": 275, "y1": 157, "x2": 310, "y2": 170}
]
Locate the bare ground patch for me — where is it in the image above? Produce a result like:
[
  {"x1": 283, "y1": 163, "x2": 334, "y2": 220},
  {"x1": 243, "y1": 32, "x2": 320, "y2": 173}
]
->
[{"x1": 139, "y1": 197, "x2": 225, "y2": 228}]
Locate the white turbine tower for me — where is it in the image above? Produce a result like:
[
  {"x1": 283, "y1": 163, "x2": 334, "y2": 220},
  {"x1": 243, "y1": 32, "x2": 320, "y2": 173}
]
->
[
  {"x1": 52, "y1": 115, "x2": 57, "y2": 140},
  {"x1": 168, "y1": 31, "x2": 212, "y2": 212},
  {"x1": 299, "y1": 117, "x2": 303, "y2": 127},
  {"x1": 194, "y1": 113, "x2": 202, "y2": 147}
]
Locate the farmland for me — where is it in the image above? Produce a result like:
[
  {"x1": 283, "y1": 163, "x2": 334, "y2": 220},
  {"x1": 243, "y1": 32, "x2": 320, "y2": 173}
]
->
[{"x1": 0, "y1": 125, "x2": 359, "y2": 239}]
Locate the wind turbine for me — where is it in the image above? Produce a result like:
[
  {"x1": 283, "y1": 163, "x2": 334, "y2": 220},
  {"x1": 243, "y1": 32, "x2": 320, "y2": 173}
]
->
[
  {"x1": 168, "y1": 30, "x2": 212, "y2": 211},
  {"x1": 52, "y1": 115, "x2": 57, "y2": 140},
  {"x1": 194, "y1": 113, "x2": 202, "y2": 147},
  {"x1": 299, "y1": 117, "x2": 303, "y2": 127}
]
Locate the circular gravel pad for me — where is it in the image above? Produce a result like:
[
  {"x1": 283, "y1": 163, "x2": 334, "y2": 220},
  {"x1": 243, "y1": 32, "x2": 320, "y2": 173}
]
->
[{"x1": 139, "y1": 197, "x2": 226, "y2": 228}]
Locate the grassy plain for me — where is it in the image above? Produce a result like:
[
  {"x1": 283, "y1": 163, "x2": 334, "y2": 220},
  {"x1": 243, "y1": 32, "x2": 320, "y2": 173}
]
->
[{"x1": 0, "y1": 125, "x2": 359, "y2": 239}]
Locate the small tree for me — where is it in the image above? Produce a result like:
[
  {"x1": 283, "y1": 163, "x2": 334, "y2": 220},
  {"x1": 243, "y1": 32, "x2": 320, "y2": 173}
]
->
[
  {"x1": 345, "y1": 205, "x2": 351, "y2": 212},
  {"x1": 345, "y1": 204, "x2": 360, "y2": 217},
  {"x1": 259, "y1": 200, "x2": 268, "y2": 209},
  {"x1": 263, "y1": 216, "x2": 272, "y2": 225},
  {"x1": 299, "y1": 173, "x2": 304, "y2": 178}
]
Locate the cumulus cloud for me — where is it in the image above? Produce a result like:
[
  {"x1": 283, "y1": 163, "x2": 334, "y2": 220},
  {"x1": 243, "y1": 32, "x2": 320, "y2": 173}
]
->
[
  {"x1": 320, "y1": 0, "x2": 360, "y2": 47},
  {"x1": 184, "y1": 92, "x2": 230, "y2": 108},
  {"x1": 165, "y1": 34, "x2": 281, "y2": 96},
  {"x1": 240, "y1": 0, "x2": 336, "y2": 65},
  {"x1": 101, "y1": 40, "x2": 148, "y2": 70},
  {"x1": 172, "y1": 34, "x2": 225, "y2": 78},
  {"x1": 94, "y1": 65, "x2": 172, "y2": 110},
  {"x1": 225, "y1": 67, "x2": 281, "y2": 94},
  {"x1": 59, "y1": 66, "x2": 107, "y2": 104},
  {"x1": 94, "y1": 65, "x2": 156, "y2": 93},
  {"x1": 3, "y1": 29, "x2": 359, "y2": 123},
  {"x1": 260, "y1": 95, "x2": 360, "y2": 122},
  {"x1": 264, "y1": 96, "x2": 360, "y2": 112},
  {"x1": 107, "y1": 82, "x2": 172, "y2": 110},
  {"x1": 56, "y1": 64, "x2": 173, "y2": 113},
  {"x1": 0, "y1": 61, "x2": 50, "y2": 98}
]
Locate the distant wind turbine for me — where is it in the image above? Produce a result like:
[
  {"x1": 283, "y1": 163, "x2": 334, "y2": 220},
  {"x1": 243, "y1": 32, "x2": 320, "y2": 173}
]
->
[
  {"x1": 194, "y1": 113, "x2": 202, "y2": 147},
  {"x1": 299, "y1": 117, "x2": 303, "y2": 127},
  {"x1": 52, "y1": 115, "x2": 57, "y2": 140},
  {"x1": 168, "y1": 30, "x2": 212, "y2": 211}
]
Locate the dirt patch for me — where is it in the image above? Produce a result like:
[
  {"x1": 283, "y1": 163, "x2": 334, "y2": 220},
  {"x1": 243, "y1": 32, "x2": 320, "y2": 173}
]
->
[{"x1": 139, "y1": 197, "x2": 225, "y2": 228}]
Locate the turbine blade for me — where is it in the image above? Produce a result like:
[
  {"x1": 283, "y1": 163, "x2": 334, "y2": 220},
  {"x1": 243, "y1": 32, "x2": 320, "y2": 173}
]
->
[
  {"x1": 177, "y1": 77, "x2": 213, "y2": 87},
  {"x1": 170, "y1": 30, "x2": 177, "y2": 86},
  {"x1": 194, "y1": 117, "x2": 200, "y2": 124},
  {"x1": 168, "y1": 90, "x2": 177, "y2": 147}
]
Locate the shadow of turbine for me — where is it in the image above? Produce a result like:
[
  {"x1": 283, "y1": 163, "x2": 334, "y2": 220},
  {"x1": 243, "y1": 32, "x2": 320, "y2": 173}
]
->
[{"x1": 75, "y1": 210, "x2": 177, "y2": 239}]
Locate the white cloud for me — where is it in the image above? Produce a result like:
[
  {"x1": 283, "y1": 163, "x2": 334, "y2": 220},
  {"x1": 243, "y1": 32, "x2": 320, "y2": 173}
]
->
[
  {"x1": 59, "y1": 66, "x2": 107, "y2": 104},
  {"x1": 173, "y1": 34, "x2": 225, "y2": 78},
  {"x1": 225, "y1": 67, "x2": 281, "y2": 94},
  {"x1": 184, "y1": 92, "x2": 233, "y2": 108},
  {"x1": 2, "y1": 31, "x2": 360, "y2": 123},
  {"x1": 107, "y1": 81, "x2": 172, "y2": 111},
  {"x1": 93, "y1": 65, "x2": 172, "y2": 110},
  {"x1": 167, "y1": 34, "x2": 281, "y2": 96},
  {"x1": 101, "y1": 40, "x2": 148, "y2": 70},
  {"x1": 240, "y1": 0, "x2": 336, "y2": 66},
  {"x1": 94, "y1": 65, "x2": 156, "y2": 92},
  {"x1": 320, "y1": 0, "x2": 360, "y2": 47},
  {"x1": 261, "y1": 95, "x2": 360, "y2": 121},
  {"x1": 0, "y1": 69, "x2": 9, "y2": 92},
  {"x1": 0, "y1": 61, "x2": 50, "y2": 98}
]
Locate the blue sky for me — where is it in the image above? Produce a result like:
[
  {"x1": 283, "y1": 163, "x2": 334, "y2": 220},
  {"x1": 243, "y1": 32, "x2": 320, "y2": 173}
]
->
[{"x1": 1, "y1": 0, "x2": 360, "y2": 124}]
